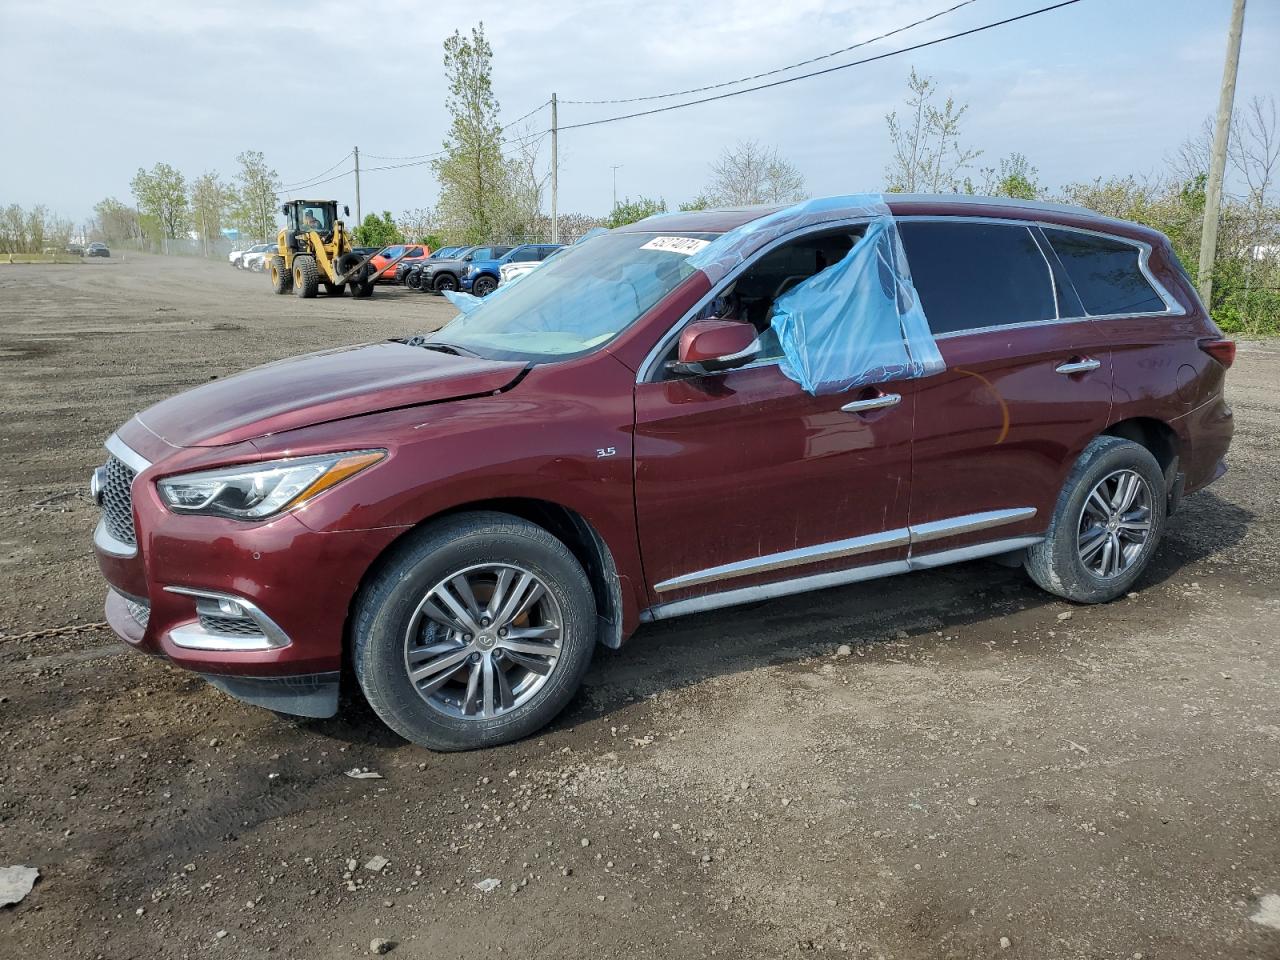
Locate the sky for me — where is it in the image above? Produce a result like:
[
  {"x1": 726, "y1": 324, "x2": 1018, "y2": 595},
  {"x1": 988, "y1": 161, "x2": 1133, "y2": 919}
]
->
[{"x1": 1, "y1": 0, "x2": 1276, "y2": 227}]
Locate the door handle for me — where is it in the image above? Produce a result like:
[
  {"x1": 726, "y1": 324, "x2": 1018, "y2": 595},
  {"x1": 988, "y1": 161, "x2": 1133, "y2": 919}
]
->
[
  {"x1": 841, "y1": 393, "x2": 901, "y2": 414},
  {"x1": 1055, "y1": 358, "x2": 1101, "y2": 375}
]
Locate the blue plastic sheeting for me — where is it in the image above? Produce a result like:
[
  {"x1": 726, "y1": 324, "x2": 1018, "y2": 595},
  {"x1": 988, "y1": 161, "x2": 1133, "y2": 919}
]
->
[
  {"x1": 688, "y1": 194, "x2": 892, "y2": 285},
  {"x1": 441, "y1": 288, "x2": 484, "y2": 313},
  {"x1": 768, "y1": 216, "x2": 945, "y2": 396}
]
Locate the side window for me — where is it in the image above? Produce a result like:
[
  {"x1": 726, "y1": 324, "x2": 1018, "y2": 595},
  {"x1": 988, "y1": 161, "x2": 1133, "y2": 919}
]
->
[
  {"x1": 658, "y1": 228, "x2": 859, "y2": 375},
  {"x1": 897, "y1": 221, "x2": 1057, "y2": 335},
  {"x1": 1041, "y1": 228, "x2": 1167, "y2": 316},
  {"x1": 510, "y1": 247, "x2": 538, "y2": 262}
]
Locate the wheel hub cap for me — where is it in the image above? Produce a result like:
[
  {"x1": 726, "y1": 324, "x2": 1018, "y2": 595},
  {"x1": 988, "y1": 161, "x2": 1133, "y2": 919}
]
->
[
  {"x1": 402, "y1": 563, "x2": 562, "y2": 720},
  {"x1": 1077, "y1": 468, "x2": 1153, "y2": 580}
]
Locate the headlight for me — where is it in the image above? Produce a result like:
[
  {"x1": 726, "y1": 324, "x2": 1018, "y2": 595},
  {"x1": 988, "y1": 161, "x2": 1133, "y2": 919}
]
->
[{"x1": 157, "y1": 450, "x2": 385, "y2": 520}]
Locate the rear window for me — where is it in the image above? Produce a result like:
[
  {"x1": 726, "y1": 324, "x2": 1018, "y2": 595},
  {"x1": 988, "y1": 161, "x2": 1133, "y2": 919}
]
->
[
  {"x1": 1041, "y1": 228, "x2": 1167, "y2": 316},
  {"x1": 898, "y1": 221, "x2": 1056, "y2": 335}
]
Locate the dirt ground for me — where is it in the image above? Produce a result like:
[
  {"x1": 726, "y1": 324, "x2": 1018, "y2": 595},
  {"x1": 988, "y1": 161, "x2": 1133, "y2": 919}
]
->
[{"x1": 2, "y1": 254, "x2": 1279, "y2": 959}]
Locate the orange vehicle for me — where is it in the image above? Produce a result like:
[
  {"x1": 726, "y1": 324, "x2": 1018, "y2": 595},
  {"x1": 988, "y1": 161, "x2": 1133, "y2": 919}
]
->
[{"x1": 369, "y1": 243, "x2": 432, "y2": 282}]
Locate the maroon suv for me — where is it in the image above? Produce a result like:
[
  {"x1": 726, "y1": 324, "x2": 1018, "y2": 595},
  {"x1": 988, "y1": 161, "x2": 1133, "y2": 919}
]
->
[{"x1": 91, "y1": 195, "x2": 1234, "y2": 750}]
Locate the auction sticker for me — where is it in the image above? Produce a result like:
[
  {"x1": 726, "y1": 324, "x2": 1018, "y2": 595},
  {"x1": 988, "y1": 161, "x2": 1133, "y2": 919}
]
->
[{"x1": 640, "y1": 236, "x2": 711, "y2": 255}]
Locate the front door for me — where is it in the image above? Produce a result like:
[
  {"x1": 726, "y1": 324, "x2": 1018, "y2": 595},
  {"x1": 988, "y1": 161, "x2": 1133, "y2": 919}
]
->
[{"x1": 633, "y1": 363, "x2": 916, "y2": 613}]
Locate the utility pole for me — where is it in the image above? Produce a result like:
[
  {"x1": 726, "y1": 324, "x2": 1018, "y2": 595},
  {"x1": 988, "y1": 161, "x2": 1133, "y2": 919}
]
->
[
  {"x1": 1198, "y1": 0, "x2": 1248, "y2": 308},
  {"x1": 611, "y1": 164, "x2": 623, "y2": 212},
  {"x1": 550, "y1": 93, "x2": 559, "y2": 244},
  {"x1": 353, "y1": 145, "x2": 363, "y2": 228}
]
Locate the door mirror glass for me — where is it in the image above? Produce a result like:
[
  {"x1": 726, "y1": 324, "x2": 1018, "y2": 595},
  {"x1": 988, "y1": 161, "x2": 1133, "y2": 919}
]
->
[
  {"x1": 280, "y1": 204, "x2": 289, "y2": 216},
  {"x1": 343, "y1": 205, "x2": 350, "y2": 217},
  {"x1": 668, "y1": 319, "x2": 759, "y2": 376}
]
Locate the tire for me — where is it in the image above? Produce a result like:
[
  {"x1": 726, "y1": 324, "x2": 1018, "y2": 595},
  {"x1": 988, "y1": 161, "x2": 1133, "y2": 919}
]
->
[
  {"x1": 268, "y1": 256, "x2": 292, "y2": 295},
  {"x1": 472, "y1": 275, "x2": 498, "y2": 297},
  {"x1": 353, "y1": 511, "x2": 597, "y2": 751},
  {"x1": 351, "y1": 277, "x2": 374, "y2": 298},
  {"x1": 292, "y1": 255, "x2": 319, "y2": 298},
  {"x1": 1023, "y1": 436, "x2": 1167, "y2": 604},
  {"x1": 407, "y1": 272, "x2": 421, "y2": 290},
  {"x1": 322, "y1": 281, "x2": 346, "y2": 297},
  {"x1": 433, "y1": 273, "x2": 458, "y2": 293}
]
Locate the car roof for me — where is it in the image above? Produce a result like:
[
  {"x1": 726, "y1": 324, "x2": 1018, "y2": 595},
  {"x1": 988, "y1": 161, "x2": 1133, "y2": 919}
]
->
[{"x1": 615, "y1": 194, "x2": 1165, "y2": 245}]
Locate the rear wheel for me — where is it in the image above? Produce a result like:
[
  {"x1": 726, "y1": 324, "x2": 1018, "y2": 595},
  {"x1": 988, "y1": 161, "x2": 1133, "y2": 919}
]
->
[
  {"x1": 433, "y1": 273, "x2": 458, "y2": 293},
  {"x1": 292, "y1": 255, "x2": 319, "y2": 298},
  {"x1": 472, "y1": 275, "x2": 498, "y2": 297},
  {"x1": 1024, "y1": 436, "x2": 1167, "y2": 603},
  {"x1": 268, "y1": 256, "x2": 292, "y2": 294},
  {"x1": 354, "y1": 512, "x2": 596, "y2": 751}
]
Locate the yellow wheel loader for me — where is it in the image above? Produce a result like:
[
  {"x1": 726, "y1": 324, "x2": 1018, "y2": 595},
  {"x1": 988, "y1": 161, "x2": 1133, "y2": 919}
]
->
[{"x1": 267, "y1": 199, "x2": 376, "y2": 299}]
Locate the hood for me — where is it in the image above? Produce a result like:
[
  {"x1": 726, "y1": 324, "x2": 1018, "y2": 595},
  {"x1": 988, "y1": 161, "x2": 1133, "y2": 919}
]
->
[
  {"x1": 423, "y1": 258, "x2": 468, "y2": 271},
  {"x1": 137, "y1": 341, "x2": 526, "y2": 447}
]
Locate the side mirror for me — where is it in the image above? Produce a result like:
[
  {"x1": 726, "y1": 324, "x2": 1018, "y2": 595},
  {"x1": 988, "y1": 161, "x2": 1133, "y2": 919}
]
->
[
  {"x1": 344, "y1": 205, "x2": 350, "y2": 217},
  {"x1": 280, "y1": 204, "x2": 289, "y2": 216},
  {"x1": 667, "y1": 319, "x2": 759, "y2": 377}
]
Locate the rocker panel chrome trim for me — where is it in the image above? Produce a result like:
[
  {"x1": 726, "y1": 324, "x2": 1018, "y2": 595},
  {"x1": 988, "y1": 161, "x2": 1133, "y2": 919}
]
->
[
  {"x1": 653, "y1": 528, "x2": 910, "y2": 593},
  {"x1": 653, "y1": 508, "x2": 1037, "y2": 594},
  {"x1": 641, "y1": 535, "x2": 1043, "y2": 622}
]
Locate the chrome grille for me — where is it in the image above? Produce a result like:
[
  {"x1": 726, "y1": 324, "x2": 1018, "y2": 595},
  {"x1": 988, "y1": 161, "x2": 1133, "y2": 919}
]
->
[
  {"x1": 100, "y1": 455, "x2": 137, "y2": 545},
  {"x1": 124, "y1": 596, "x2": 151, "y2": 629},
  {"x1": 197, "y1": 613, "x2": 266, "y2": 638}
]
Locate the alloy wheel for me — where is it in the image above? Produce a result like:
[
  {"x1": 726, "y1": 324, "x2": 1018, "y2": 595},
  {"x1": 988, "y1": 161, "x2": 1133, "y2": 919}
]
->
[
  {"x1": 403, "y1": 563, "x2": 562, "y2": 719},
  {"x1": 1076, "y1": 468, "x2": 1153, "y2": 579}
]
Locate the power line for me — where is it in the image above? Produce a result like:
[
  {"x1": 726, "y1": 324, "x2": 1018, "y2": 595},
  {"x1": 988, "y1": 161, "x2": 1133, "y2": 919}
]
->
[
  {"x1": 501, "y1": 99, "x2": 551, "y2": 128},
  {"x1": 281, "y1": 168, "x2": 355, "y2": 194},
  {"x1": 359, "y1": 128, "x2": 553, "y2": 175},
  {"x1": 560, "y1": 0, "x2": 981, "y2": 105},
  {"x1": 281, "y1": 151, "x2": 352, "y2": 189},
  {"x1": 557, "y1": 0, "x2": 1085, "y2": 133},
  {"x1": 358, "y1": 102, "x2": 551, "y2": 164}
]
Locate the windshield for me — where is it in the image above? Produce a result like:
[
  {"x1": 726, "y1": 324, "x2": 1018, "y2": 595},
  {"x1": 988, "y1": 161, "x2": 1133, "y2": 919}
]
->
[{"x1": 427, "y1": 231, "x2": 717, "y2": 361}]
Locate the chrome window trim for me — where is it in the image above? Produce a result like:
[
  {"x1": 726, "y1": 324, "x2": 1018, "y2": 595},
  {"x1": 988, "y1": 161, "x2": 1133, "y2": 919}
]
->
[
  {"x1": 1034, "y1": 220, "x2": 1185, "y2": 319},
  {"x1": 163, "y1": 586, "x2": 292, "y2": 652},
  {"x1": 896, "y1": 215, "x2": 1185, "y2": 329},
  {"x1": 635, "y1": 212, "x2": 1184, "y2": 383},
  {"x1": 635, "y1": 217, "x2": 873, "y2": 384},
  {"x1": 642, "y1": 535, "x2": 1044, "y2": 622},
  {"x1": 653, "y1": 507, "x2": 1036, "y2": 595}
]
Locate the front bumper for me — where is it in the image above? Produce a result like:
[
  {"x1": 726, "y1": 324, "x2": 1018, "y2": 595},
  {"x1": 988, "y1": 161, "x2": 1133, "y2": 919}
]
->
[{"x1": 92, "y1": 432, "x2": 406, "y2": 710}]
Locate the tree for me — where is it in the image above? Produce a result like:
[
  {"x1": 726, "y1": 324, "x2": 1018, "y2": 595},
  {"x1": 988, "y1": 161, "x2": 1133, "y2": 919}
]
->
[
  {"x1": 701, "y1": 140, "x2": 807, "y2": 206},
  {"x1": 433, "y1": 24, "x2": 510, "y2": 243},
  {"x1": 92, "y1": 197, "x2": 141, "y2": 244},
  {"x1": 605, "y1": 196, "x2": 667, "y2": 228},
  {"x1": 884, "y1": 68, "x2": 981, "y2": 193},
  {"x1": 189, "y1": 172, "x2": 235, "y2": 255},
  {"x1": 968, "y1": 153, "x2": 1043, "y2": 200},
  {"x1": 353, "y1": 212, "x2": 404, "y2": 248},
  {"x1": 231, "y1": 150, "x2": 281, "y2": 242},
  {"x1": 130, "y1": 162, "x2": 189, "y2": 239}
]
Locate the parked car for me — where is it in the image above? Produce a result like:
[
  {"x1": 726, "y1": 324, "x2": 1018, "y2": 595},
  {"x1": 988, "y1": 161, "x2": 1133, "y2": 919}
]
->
[
  {"x1": 238, "y1": 243, "x2": 277, "y2": 272},
  {"x1": 407, "y1": 247, "x2": 474, "y2": 290},
  {"x1": 397, "y1": 247, "x2": 464, "y2": 286},
  {"x1": 420, "y1": 245, "x2": 512, "y2": 293},
  {"x1": 90, "y1": 194, "x2": 1234, "y2": 751},
  {"x1": 65, "y1": 243, "x2": 85, "y2": 257},
  {"x1": 86, "y1": 242, "x2": 110, "y2": 258},
  {"x1": 351, "y1": 246, "x2": 381, "y2": 261},
  {"x1": 500, "y1": 246, "x2": 563, "y2": 285},
  {"x1": 368, "y1": 244, "x2": 431, "y2": 283},
  {"x1": 461, "y1": 244, "x2": 563, "y2": 296}
]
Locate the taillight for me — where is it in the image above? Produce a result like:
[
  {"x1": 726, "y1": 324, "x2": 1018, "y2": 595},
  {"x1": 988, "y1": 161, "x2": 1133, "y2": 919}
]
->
[{"x1": 1199, "y1": 338, "x2": 1236, "y2": 369}]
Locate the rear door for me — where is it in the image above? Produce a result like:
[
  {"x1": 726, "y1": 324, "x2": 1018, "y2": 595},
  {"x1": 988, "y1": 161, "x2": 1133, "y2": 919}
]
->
[{"x1": 899, "y1": 218, "x2": 1114, "y2": 555}]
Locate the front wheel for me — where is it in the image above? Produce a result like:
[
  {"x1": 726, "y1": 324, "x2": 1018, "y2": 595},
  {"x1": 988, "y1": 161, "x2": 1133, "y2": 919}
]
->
[
  {"x1": 1024, "y1": 436, "x2": 1167, "y2": 603},
  {"x1": 472, "y1": 275, "x2": 498, "y2": 297},
  {"x1": 433, "y1": 273, "x2": 458, "y2": 293},
  {"x1": 353, "y1": 512, "x2": 596, "y2": 751},
  {"x1": 292, "y1": 255, "x2": 319, "y2": 298}
]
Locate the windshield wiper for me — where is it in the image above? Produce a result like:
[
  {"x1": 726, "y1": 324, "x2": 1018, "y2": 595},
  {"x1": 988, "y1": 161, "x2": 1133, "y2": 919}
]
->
[{"x1": 402, "y1": 335, "x2": 478, "y2": 357}]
